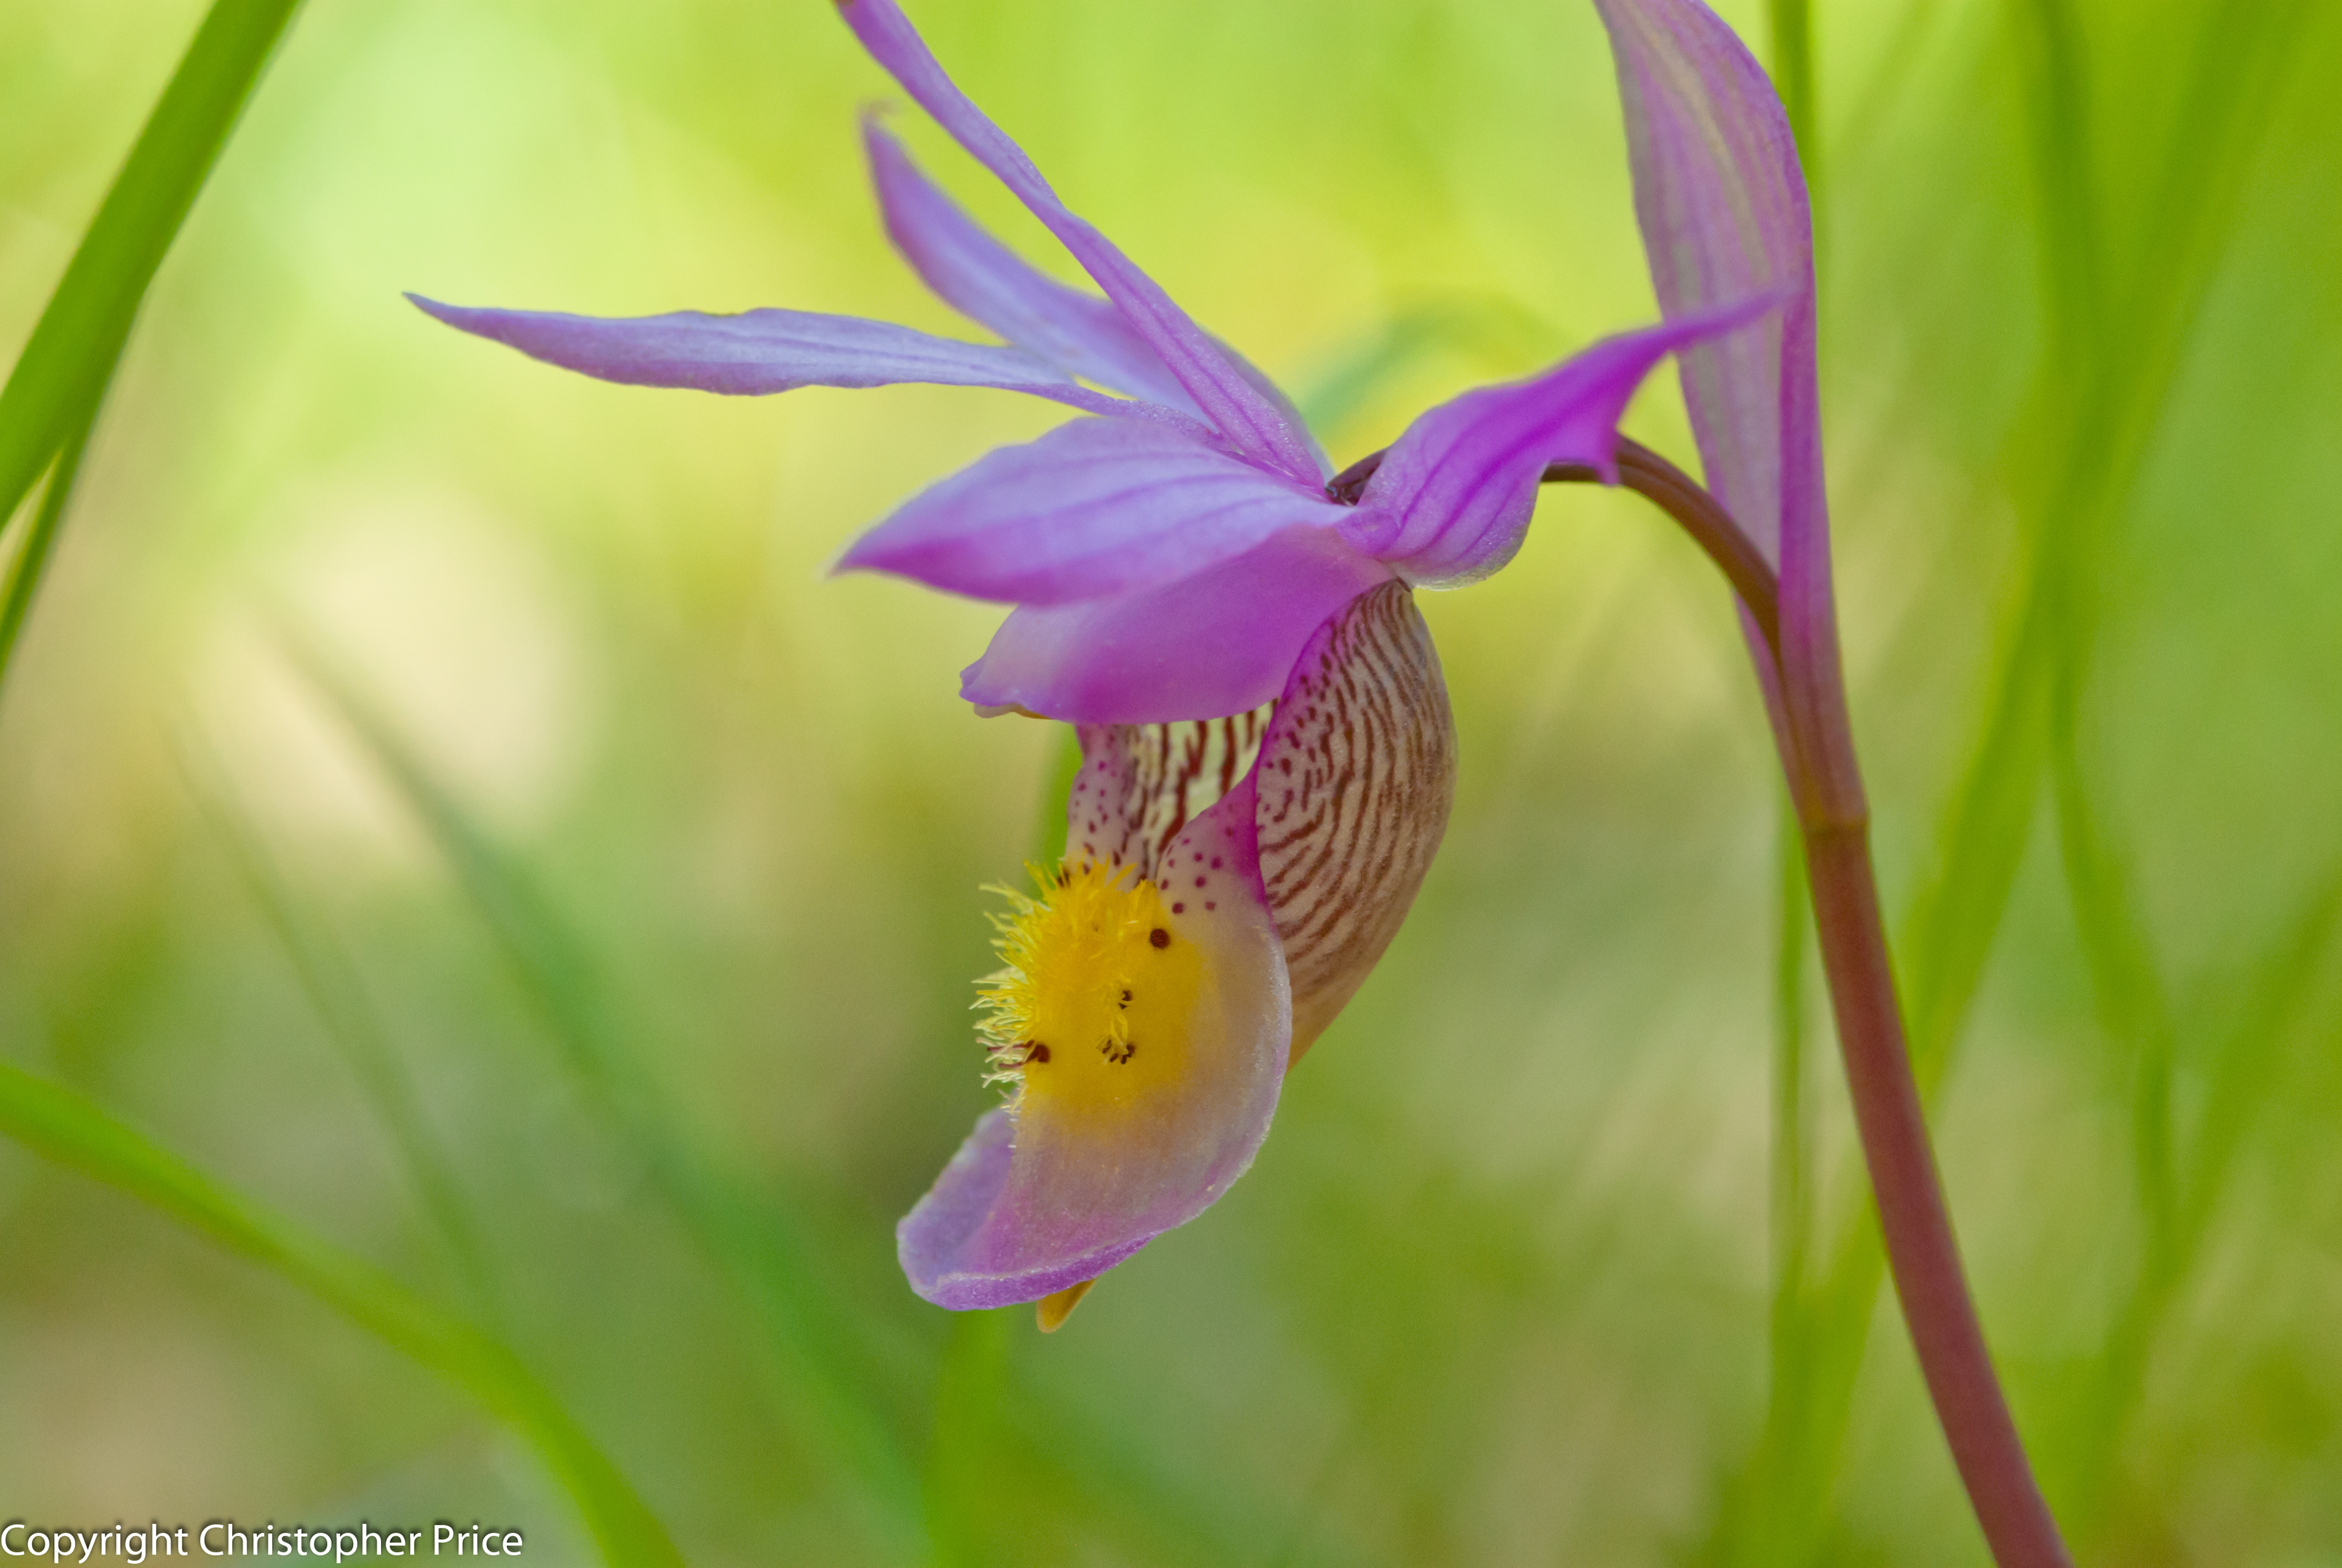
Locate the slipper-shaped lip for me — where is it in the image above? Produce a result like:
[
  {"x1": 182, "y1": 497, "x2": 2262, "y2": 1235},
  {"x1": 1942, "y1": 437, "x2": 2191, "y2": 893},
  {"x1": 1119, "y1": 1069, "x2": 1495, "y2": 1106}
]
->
[{"x1": 898, "y1": 770, "x2": 1291, "y2": 1309}]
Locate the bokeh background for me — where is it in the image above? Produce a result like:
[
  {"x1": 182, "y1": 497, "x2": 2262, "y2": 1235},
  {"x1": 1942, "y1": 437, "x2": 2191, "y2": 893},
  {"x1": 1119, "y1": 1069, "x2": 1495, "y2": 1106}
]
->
[{"x1": 4, "y1": 0, "x2": 2341, "y2": 1562}]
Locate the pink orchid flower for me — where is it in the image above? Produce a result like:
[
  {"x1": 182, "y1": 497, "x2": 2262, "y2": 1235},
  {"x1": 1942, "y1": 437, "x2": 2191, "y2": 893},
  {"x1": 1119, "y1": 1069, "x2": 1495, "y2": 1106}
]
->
[{"x1": 412, "y1": 0, "x2": 1777, "y2": 1323}]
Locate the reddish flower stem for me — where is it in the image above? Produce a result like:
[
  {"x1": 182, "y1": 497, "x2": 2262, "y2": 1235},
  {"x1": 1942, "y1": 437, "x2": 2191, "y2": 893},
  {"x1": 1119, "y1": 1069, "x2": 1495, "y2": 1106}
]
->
[
  {"x1": 1330, "y1": 427, "x2": 2074, "y2": 1559},
  {"x1": 1799, "y1": 822, "x2": 2070, "y2": 1566},
  {"x1": 1549, "y1": 444, "x2": 2074, "y2": 1567}
]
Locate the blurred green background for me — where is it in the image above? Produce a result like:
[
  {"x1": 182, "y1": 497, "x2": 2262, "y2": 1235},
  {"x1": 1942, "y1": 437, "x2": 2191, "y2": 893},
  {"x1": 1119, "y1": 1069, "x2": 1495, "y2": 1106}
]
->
[{"x1": 4, "y1": 0, "x2": 2340, "y2": 1562}]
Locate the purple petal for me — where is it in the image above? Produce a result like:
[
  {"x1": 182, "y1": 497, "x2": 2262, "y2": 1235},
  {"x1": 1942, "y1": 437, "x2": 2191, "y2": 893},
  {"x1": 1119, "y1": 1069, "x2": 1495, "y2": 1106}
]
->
[
  {"x1": 960, "y1": 526, "x2": 1395, "y2": 724},
  {"x1": 834, "y1": 417, "x2": 1346, "y2": 607},
  {"x1": 837, "y1": 0, "x2": 1327, "y2": 486},
  {"x1": 1340, "y1": 297, "x2": 1780, "y2": 585},
  {"x1": 863, "y1": 118, "x2": 1201, "y2": 414},
  {"x1": 898, "y1": 773, "x2": 1290, "y2": 1309},
  {"x1": 862, "y1": 121, "x2": 1319, "y2": 464},
  {"x1": 900, "y1": 1109, "x2": 1155, "y2": 1305},
  {"x1": 1594, "y1": 0, "x2": 1858, "y2": 813},
  {"x1": 410, "y1": 295, "x2": 1128, "y2": 416},
  {"x1": 1592, "y1": 0, "x2": 1816, "y2": 572}
]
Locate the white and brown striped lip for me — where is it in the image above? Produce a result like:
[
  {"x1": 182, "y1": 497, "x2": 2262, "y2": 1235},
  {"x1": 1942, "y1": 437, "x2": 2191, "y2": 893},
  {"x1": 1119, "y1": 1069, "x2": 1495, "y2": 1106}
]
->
[{"x1": 1070, "y1": 579, "x2": 1456, "y2": 1063}]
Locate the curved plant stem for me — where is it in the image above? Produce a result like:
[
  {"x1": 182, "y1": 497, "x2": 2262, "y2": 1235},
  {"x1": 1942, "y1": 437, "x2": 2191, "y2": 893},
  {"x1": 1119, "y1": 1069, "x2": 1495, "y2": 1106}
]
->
[
  {"x1": 1798, "y1": 823, "x2": 2067, "y2": 1566},
  {"x1": 1536, "y1": 453, "x2": 2073, "y2": 1567},
  {"x1": 1328, "y1": 430, "x2": 2071, "y2": 1558},
  {"x1": 1552, "y1": 440, "x2": 1782, "y2": 648},
  {"x1": 1324, "y1": 439, "x2": 1777, "y2": 645}
]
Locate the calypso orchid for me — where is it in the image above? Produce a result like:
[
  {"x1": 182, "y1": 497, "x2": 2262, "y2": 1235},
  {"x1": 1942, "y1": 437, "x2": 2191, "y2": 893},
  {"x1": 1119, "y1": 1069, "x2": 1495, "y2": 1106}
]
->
[
  {"x1": 415, "y1": 0, "x2": 1775, "y2": 1327},
  {"x1": 418, "y1": 0, "x2": 2078, "y2": 1556}
]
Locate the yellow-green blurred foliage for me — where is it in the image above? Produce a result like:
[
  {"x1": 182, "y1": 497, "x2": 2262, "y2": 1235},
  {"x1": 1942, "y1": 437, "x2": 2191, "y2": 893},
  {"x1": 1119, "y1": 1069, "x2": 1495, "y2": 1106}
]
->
[{"x1": 4, "y1": 0, "x2": 2341, "y2": 1563}]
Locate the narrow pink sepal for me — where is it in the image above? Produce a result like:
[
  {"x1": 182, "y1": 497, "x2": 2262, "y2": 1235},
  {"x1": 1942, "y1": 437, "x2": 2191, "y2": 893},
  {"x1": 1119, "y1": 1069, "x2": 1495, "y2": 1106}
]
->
[
  {"x1": 959, "y1": 527, "x2": 1395, "y2": 724},
  {"x1": 836, "y1": 0, "x2": 1327, "y2": 485},
  {"x1": 1591, "y1": 0, "x2": 1815, "y2": 571},
  {"x1": 861, "y1": 118, "x2": 1203, "y2": 415},
  {"x1": 1341, "y1": 296, "x2": 1781, "y2": 585},
  {"x1": 1594, "y1": 0, "x2": 1860, "y2": 817},
  {"x1": 409, "y1": 293, "x2": 1131, "y2": 418}
]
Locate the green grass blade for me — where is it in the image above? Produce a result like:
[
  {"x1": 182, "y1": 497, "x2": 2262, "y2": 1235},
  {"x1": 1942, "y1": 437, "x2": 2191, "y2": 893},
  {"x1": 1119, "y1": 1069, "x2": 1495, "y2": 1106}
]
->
[
  {"x1": 1767, "y1": 0, "x2": 1819, "y2": 224},
  {"x1": 1030, "y1": 723, "x2": 1084, "y2": 866},
  {"x1": 1760, "y1": 792, "x2": 1817, "y2": 1559},
  {"x1": 1700, "y1": 792, "x2": 1827, "y2": 1568},
  {"x1": 2047, "y1": 713, "x2": 2180, "y2": 1244},
  {"x1": 0, "y1": 1061, "x2": 684, "y2": 1568},
  {"x1": 281, "y1": 632, "x2": 925, "y2": 1556},
  {"x1": 2099, "y1": 0, "x2": 2312, "y2": 485},
  {"x1": 0, "y1": 0, "x2": 303, "y2": 528},
  {"x1": 1900, "y1": 601, "x2": 2054, "y2": 1094},
  {"x1": 1287, "y1": 297, "x2": 1563, "y2": 440},
  {"x1": 921, "y1": 1308, "x2": 1013, "y2": 1568},
  {"x1": 2029, "y1": 0, "x2": 2311, "y2": 1301},
  {"x1": 2007, "y1": 0, "x2": 2104, "y2": 359},
  {"x1": 1290, "y1": 310, "x2": 1460, "y2": 440},
  {"x1": 1833, "y1": 1, "x2": 1946, "y2": 174},
  {"x1": 2061, "y1": 868, "x2": 2342, "y2": 1536},
  {"x1": 2026, "y1": 0, "x2": 2313, "y2": 1527},
  {"x1": 0, "y1": 410, "x2": 94, "y2": 685},
  {"x1": 2176, "y1": 878, "x2": 2342, "y2": 1261},
  {"x1": 184, "y1": 739, "x2": 499, "y2": 1313}
]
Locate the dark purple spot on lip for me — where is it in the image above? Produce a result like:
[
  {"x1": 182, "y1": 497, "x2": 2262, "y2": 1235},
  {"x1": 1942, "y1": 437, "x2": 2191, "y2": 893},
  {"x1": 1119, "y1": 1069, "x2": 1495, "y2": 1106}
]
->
[
  {"x1": 1149, "y1": 928, "x2": 1170, "y2": 948},
  {"x1": 1195, "y1": 876, "x2": 1208, "y2": 887},
  {"x1": 1172, "y1": 902, "x2": 1184, "y2": 914},
  {"x1": 1205, "y1": 901, "x2": 1217, "y2": 911},
  {"x1": 1211, "y1": 856, "x2": 1223, "y2": 868}
]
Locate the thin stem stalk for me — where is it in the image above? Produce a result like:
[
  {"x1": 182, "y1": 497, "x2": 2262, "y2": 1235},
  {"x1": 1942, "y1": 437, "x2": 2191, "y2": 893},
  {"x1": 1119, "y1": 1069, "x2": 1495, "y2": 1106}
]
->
[
  {"x1": 1533, "y1": 452, "x2": 2072, "y2": 1567},
  {"x1": 1325, "y1": 439, "x2": 1777, "y2": 646},
  {"x1": 1327, "y1": 435, "x2": 2071, "y2": 1559},
  {"x1": 1801, "y1": 823, "x2": 2068, "y2": 1566}
]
